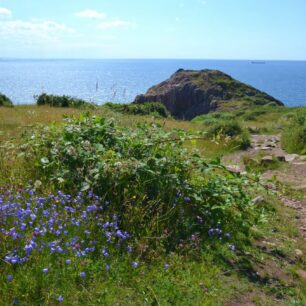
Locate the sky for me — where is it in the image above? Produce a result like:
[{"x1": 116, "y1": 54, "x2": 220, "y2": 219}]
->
[{"x1": 0, "y1": 0, "x2": 306, "y2": 60}]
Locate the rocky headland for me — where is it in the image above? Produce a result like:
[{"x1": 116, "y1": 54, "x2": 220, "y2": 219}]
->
[{"x1": 134, "y1": 69, "x2": 283, "y2": 119}]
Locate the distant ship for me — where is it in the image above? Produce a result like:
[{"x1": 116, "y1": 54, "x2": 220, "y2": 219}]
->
[{"x1": 251, "y1": 61, "x2": 266, "y2": 64}]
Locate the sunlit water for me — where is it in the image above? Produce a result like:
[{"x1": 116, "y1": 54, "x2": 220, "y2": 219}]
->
[{"x1": 0, "y1": 59, "x2": 306, "y2": 106}]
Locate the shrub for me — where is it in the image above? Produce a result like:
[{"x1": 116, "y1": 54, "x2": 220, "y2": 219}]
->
[
  {"x1": 281, "y1": 112, "x2": 306, "y2": 154},
  {"x1": 206, "y1": 121, "x2": 243, "y2": 137},
  {"x1": 105, "y1": 102, "x2": 169, "y2": 118},
  {"x1": 21, "y1": 114, "x2": 260, "y2": 254},
  {"x1": 0, "y1": 93, "x2": 13, "y2": 107},
  {"x1": 36, "y1": 93, "x2": 96, "y2": 108},
  {"x1": 206, "y1": 121, "x2": 251, "y2": 150}
]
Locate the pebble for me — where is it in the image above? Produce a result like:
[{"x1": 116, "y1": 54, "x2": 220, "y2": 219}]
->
[{"x1": 294, "y1": 249, "x2": 303, "y2": 257}]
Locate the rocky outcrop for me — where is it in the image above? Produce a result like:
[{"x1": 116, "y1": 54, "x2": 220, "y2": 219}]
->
[{"x1": 134, "y1": 69, "x2": 283, "y2": 120}]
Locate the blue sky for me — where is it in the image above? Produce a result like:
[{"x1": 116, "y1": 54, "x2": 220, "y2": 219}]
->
[{"x1": 0, "y1": 0, "x2": 305, "y2": 59}]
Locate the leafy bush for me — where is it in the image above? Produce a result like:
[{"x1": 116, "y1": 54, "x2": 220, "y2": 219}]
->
[
  {"x1": 0, "y1": 93, "x2": 13, "y2": 107},
  {"x1": 105, "y1": 102, "x2": 169, "y2": 118},
  {"x1": 281, "y1": 117, "x2": 306, "y2": 155},
  {"x1": 21, "y1": 114, "x2": 260, "y2": 254},
  {"x1": 206, "y1": 121, "x2": 251, "y2": 149},
  {"x1": 36, "y1": 93, "x2": 96, "y2": 108},
  {"x1": 207, "y1": 121, "x2": 243, "y2": 137}
]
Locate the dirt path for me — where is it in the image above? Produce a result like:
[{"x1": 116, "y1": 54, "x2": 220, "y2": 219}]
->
[
  {"x1": 224, "y1": 135, "x2": 306, "y2": 305},
  {"x1": 224, "y1": 134, "x2": 306, "y2": 238}
]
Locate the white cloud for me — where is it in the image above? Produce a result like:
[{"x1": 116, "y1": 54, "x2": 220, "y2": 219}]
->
[
  {"x1": 0, "y1": 19, "x2": 74, "y2": 43},
  {"x1": 0, "y1": 7, "x2": 12, "y2": 17},
  {"x1": 98, "y1": 19, "x2": 132, "y2": 30},
  {"x1": 76, "y1": 9, "x2": 106, "y2": 19}
]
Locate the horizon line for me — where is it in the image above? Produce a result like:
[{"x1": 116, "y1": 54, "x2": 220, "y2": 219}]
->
[{"x1": 1, "y1": 57, "x2": 306, "y2": 62}]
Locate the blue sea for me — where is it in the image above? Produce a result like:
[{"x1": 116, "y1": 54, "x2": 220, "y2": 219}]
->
[{"x1": 0, "y1": 59, "x2": 306, "y2": 106}]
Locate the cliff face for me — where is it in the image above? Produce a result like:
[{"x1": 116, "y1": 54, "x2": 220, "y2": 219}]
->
[{"x1": 134, "y1": 69, "x2": 283, "y2": 120}]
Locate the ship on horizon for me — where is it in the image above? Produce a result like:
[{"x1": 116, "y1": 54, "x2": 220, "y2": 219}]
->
[{"x1": 251, "y1": 60, "x2": 266, "y2": 64}]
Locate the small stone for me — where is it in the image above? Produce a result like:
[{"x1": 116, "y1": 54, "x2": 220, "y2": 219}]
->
[
  {"x1": 285, "y1": 154, "x2": 299, "y2": 163},
  {"x1": 225, "y1": 165, "x2": 241, "y2": 174},
  {"x1": 261, "y1": 156, "x2": 273, "y2": 164},
  {"x1": 294, "y1": 249, "x2": 303, "y2": 257},
  {"x1": 252, "y1": 196, "x2": 264, "y2": 204},
  {"x1": 261, "y1": 147, "x2": 272, "y2": 151}
]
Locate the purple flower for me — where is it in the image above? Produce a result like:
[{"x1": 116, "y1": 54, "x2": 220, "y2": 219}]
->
[
  {"x1": 7, "y1": 275, "x2": 13, "y2": 282},
  {"x1": 164, "y1": 263, "x2": 169, "y2": 269},
  {"x1": 105, "y1": 264, "x2": 110, "y2": 271},
  {"x1": 208, "y1": 228, "x2": 215, "y2": 237},
  {"x1": 57, "y1": 295, "x2": 63, "y2": 302},
  {"x1": 65, "y1": 259, "x2": 71, "y2": 265},
  {"x1": 102, "y1": 249, "x2": 109, "y2": 258},
  {"x1": 132, "y1": 261, "x2": 138, "y2": 268},
  {"x1": 80, "y1": 272, "x2": 86, "y2": 279},
  {"x1": 184, "y1": 197, "x2": 191, "y2": 203},
  {"x1": 42, "y1": 268, "x2": 49, "y2": 273}
]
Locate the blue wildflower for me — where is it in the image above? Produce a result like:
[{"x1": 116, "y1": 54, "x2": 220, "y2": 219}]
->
[
  {"x1": 80, "y1": 272, "x2": 86, "y2": 279},
  {"x1": 132, "y1": 261, "x2": 138, "y2": 268},
  {"x1": 184, "y1": 197, "x2": 191, "y2": 203}
]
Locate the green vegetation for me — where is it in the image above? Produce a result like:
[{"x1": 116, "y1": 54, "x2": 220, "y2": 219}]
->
[
  {"x1": 36, "y1": 93, "x2": 96, "y2": 108},
  {"x1": 243, "y1": 154, "x2": 285, "y2": 173},
  {"x1": 193, "y1": 105, "x2": 305, "y2": 135},
  {"x1": 281, "y1": 110, "x2": 306, "y2": 154},
  {"x1": 20, "y1": 115, "x2": 259, "y2": 249},
  {"x1": 0, "y1": 93, "x2": 13, "y2": 107},
  {"x1": 192, "y1": 113, "x2": 251, "y2": 149},
  {"x1": 105, "y1": 101, "x2": 169, "y2": 118},
  {"x1": 0, "y1": 105, "x2": 305, "y2": 305}
]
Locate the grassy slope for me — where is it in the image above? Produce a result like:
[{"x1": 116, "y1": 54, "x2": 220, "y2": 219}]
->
[{"x1": 0, "y1": 105, "x2": 305, "y2": 305}]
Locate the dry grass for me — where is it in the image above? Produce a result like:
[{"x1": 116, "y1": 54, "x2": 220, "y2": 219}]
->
[
  {"x1": 0, "y1": 105, "x2": 198, "y2": 139},
  {"x1": 0, "y1": 105, "x2": 82, "y2": 141},
  {"x1": 0, "y1": 105, "x2": 233, "y2": 163}
]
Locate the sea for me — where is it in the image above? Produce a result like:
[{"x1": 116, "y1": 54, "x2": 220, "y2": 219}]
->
[{"x1": 0, "y1": 59, "x2": 306, "y2": 107}]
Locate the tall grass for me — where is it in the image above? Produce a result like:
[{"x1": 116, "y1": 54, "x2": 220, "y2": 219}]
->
[{"x1": 281, "y1": 111, "x2": 306, "y2": 154}]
